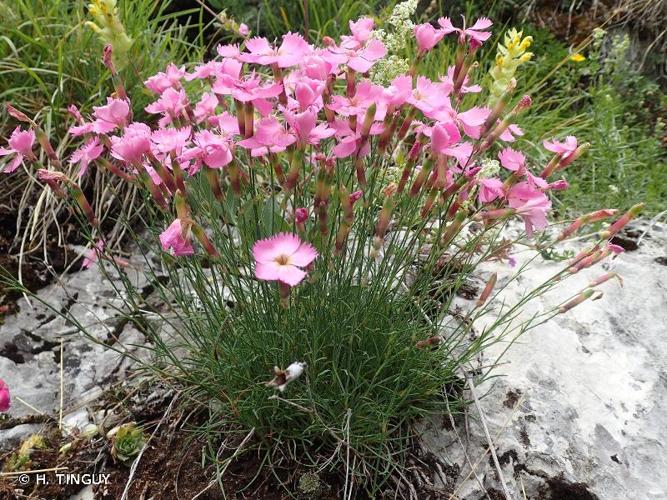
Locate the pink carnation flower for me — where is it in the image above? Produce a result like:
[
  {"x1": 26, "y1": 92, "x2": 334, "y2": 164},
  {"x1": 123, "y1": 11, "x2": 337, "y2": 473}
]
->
[
  {"x1": 478, "y1": 178, "x2": 504, "y2": 203},
  {"x1": 237, "y1": 117, "x2": 295, "y2": 157},
  {"x1": 253, "y1": 233, "x2": 318, "y2": 286},
  {"x1": 82, "y1": 240, "x2": 104, "y2": 269},
  {"x1": 144, "y1": 63, "x2": 186, "y2": 94},
  {"x1": 0, "y1": 379, "x2": 10, "y2": 412},
  {"x1": 498, "y1": 147, "x2": 526, "y2": 172},
  {"x1": 110, "y1": 123, "x2": 152, "y2": 164},
  {"x1": 438, "y1": 16, "x2": 493, "y2": 46},
  {"x1": 241, "y1": 33, "x2": 312, "y2": 68},
  {"x1": 180, "y1": 130, "x2": 233, "y2": 171},
  {"x1": 70, "y1": 137, "x2": 104, "y2": 177},
  {"x1": 543, "y1": 135, "x2": 578, "y2": 160},
  {"x1": 92, "y1": 97, "x2": 130, "y2": 133},
  {"x1": 508, "y1": 182, "x2": 552, "y2": 237},
  {"x1": 0, "y1": 126, "x2": 36, "y2": 173},
  {"x1": 145, "y1": 88, "x2": 189, "y2": 119},
  {"x1": 160, "y1": 219, "x2": 194, "y2": 256},
  {"x1": 414, "y1": 23, "x2": 444, "y2": 53}
]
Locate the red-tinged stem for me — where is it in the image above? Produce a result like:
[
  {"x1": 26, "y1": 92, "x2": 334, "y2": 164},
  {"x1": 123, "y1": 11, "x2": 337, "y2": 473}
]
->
[{"x1": 205, "y1": 166, "x2": 224, "y2": 201}]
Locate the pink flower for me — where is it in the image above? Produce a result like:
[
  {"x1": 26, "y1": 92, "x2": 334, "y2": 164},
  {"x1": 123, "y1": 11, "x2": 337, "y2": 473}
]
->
[
  {"x1": 68, "y1": 104, "x2": 84, "y2": 123},
  {"x1": 440, "y1": 66, "x2": 481, "y2": 94},
  {"x1": 431, "y1": 121, "x2": 461, "y2": 153},
  {"x1": 478, "y1": 178, "x2": 504, "y2": 203},
  {"x1": 151, "y1": 126, "x2": 192, "y2": 156},
  {"x1": 237, "y1": 117, "x2": 296, "y2": 157},
  {"x1": 301, "y1": 55, "x2": 333, "y2": 80},
  {"x1": 408, "y1": 77, "x2": 450, "y2": 116},
  {"x1": 330, "y1": 118, "x2": 382, "y2": 159},
  {"x1": 110, "y1": 122, "x2": 152, "y2": 164},
  {"x1": 285, "y1": 110, "x2": 335, "y2": 146},
  {"x1": 382, "y1": 75, "x2": 413, "y2": 108},
  {"x1": 508, "y1": 182, "x2": 552, "y2": 237},
  {"x1": 543, "y1": 136, "x2": 578, "y2": 160},
  {"x1": 186, "y1": 59, "x2": 243, "y2": 81},
  {"x1": 82, "y1": 240, "x2": 104, "y2": 269},
  {"x1": 328, "y1": 80, "x2": 383, "y2": 118},
  {"x1": 216, "y1": 43, "x2": 242, "y2": 59},
  {"x1": 144, "y1": 63, "x2": 186, "y2": 94},
  {"x1": 70, "y1": 137, "x2": 104, "y2": 177},
  {"x1": 160, "y1": 219, "x2": 194, "y2": 256},
  {"x1": 238, "y1": 23, "x2": 250, "y2": 36},
  {"x1": 499, "y1": 123, "x2": 524, "y2": 142},
  {"x1": 414, "y1": 23, "x2": 444, "y2": 53},
  {"x1": 430, "y1": 121, "x2": 473, "y2": 166},
  {"x1": 438, "y1": 16, "x2": 493, "y2": 46},
  {"x1": 346, "y1": 17, "x2": 375, "y2": 45},
  {"x1": 92, "y1": 97, "x2": 130, "y2": 133},
  {"x1": 145, "y1": 88, "x2": 189, "y2": 118},
  {"x1": 252, "y1": 233, "x2": 318, "y2": 286},
  {"x1": 213, "y1": 74, "x2": 283, "y2": 111},
  {"x1": 194, "y1": 93, "x2": 220, "y2": 123},
  {"x1": 498, "y1": 147, "x2": 525, "y2": 172},
  {"x1": 0, "y1": 126, "x2": 36, "y2": 173},
  {"x1": 0, "y1": 379, "x2": 10, "y2": 412},
  {"x1": 293, "y1": 79, "x2": 325, "y2": 110},
  {"x1": 180, "y1": 130, "x2": 233, "y2": 170},
  {"x1": 241, "y1": 33, "x2": 312, "y2": 68},
  {"x1": 328, "y1": 21, "x2": 387, "y2": 73}
]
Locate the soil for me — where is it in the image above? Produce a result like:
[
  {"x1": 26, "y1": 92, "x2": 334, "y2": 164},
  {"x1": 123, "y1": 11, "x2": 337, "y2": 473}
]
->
[{"x1": 0, "y1": 388, "x2": 460, "y2": 499}]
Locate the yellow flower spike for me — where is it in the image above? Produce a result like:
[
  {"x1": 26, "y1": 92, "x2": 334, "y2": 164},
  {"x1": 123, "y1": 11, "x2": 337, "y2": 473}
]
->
[
  {"x1": 489, "y1": 27, "x2": 534, "y2": 104},
  {"x1": 87, "y1": 0, "x2": 133, "y2": 69},
  {"x1": 570, "y1": 53, "x2": 586, "y2": 63}
]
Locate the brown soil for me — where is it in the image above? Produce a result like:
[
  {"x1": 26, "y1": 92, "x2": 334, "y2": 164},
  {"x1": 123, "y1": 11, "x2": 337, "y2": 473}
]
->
[
  {"x1": 0, "y1": 205, "x2": 75, "y2": 312},
  {"x1": 0, "y1": 389, "x2": 459, "y2": 499}
]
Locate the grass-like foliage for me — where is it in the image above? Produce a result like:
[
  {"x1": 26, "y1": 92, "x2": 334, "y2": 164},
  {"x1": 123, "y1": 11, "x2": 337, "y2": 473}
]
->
[{"x1": 0, "y1": 0, "x2": 642, "y2": 495}]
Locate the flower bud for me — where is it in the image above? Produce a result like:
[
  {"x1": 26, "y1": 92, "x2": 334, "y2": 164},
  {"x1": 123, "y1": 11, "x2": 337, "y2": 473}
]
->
[
  {"x1": 599, "y1": 203, "x2": 644, "y2": 239},
  {"x1": 559, "y1": 289, "x2": 595, "y2": 313},
  {"x1": 103, "y1": 44, "x2": 115, "y2": 72},
  {"x1": 416, "y1": 335, "x2": 443, "y2": 349},
  {"x1": 476, "y1": 272, "x2": 498, "y2": 307},
  {"x1": 191, "y1": 224, "x2": 219, "y2": 258},
  {"x1": 589, "y1": 272, "x2": 622, "y2": 288},
  {"x1": 295, "y1": 208, "x2": 308, "y2": 224},
  {"x1": 6, "y1": 104, "x2": 32, "y2": 123}
]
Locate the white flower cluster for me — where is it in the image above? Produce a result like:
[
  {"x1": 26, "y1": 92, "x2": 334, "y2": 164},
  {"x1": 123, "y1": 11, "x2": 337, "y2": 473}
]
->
[
  {"x1": 478, "y1": 158, "x2": 500, "y2": 178},
  {"x1": 371, "y1": 0, "x2": 419, "y2": 84}
]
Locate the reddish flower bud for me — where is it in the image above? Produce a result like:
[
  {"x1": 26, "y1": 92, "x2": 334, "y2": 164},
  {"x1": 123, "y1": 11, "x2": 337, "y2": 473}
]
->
[
  {"x1": 600, "y1": 203, "x2": 644, "y2": 239},
  {"x1": 589, "y1": 272, "x2": 622, "y2": 288},
  {"x1": 5, "y1": 104, "x2": 31, "y2": 123},
  {"x1": 476, "y1": 272, "x2": 498, "y2": 307},
  {"x1": 102, "y1": 44, "x2": 116, "y2": 75},
  {"x1": 559, "y1": 289, "x2": 595, "y2": 313},
  {"x1": 295, "y1": 208, "x2": 309, "y2": 224},
  {"x1": 416, "y1": 335, "x2": 443, "y2": 349},
  {"x1": 350, "y1": 190, "x2": 363, "y2": 204}
]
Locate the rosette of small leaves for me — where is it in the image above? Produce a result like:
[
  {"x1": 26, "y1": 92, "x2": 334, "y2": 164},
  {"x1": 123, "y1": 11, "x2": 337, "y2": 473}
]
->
[{"x1": 110, "y1": 423, "x2": 145, "y2": 464}]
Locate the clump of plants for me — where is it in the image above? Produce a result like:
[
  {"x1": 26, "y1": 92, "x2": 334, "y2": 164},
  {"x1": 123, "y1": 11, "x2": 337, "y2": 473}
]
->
[{"x1": 0, "y1": 2, "x2": 640, "y2": 495}]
